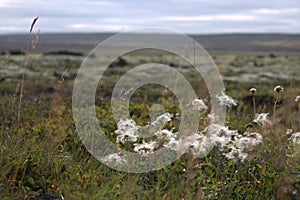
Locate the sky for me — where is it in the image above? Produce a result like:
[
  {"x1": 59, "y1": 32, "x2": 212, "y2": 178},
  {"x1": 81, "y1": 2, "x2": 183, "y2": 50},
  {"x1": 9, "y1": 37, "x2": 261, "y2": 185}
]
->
[{"x1": 0, "y1": 0, "x2": 299, "y2": 34}]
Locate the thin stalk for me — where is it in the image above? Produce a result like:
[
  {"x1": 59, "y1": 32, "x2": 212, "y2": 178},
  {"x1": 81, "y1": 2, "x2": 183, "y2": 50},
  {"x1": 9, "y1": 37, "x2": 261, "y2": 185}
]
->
[
  {"x1": 298, "y1": 103, "x2": 300, "y2": 126},
  {"x1": 252, "y1": 94, "x2": 256, "y2": 115},
  {"x1": 17, "y1": 17, "x2": 38, "y2": 122},
  {"x1": 17, "y1": 37, "x2": 30, "y2": 122},
  {"x1": 273, "y1": 94, "x2": 279, "y2": 123}
]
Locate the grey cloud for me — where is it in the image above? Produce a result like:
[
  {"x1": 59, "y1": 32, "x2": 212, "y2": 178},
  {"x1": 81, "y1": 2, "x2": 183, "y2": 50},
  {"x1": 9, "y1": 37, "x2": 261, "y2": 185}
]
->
[{"x1": 0, "y1": 0, "x2": 299, "y2": 34}]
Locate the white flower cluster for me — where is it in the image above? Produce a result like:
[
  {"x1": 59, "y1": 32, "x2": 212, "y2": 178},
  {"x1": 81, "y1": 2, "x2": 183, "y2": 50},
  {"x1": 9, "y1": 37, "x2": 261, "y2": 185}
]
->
[
  {"x1": 148, "y1": 112, "x2": 172, "y2": 129},
  {"x1": 155, "y1": 129, "x2": 177, "y2": 140},
  {"x1": 172, "y1": 124, "x2": 263, "y2": 162},
  {"x1": 253, "y1": 113, "x2": 271, "y2": 126},
  {"x1": 101, "y1": 152, "x2": 127, "y2": 167},
  {"x1": 224, "y1": 132, "x2": 263, "y2": 162},
  {"x1": 287, "y1": 130, "x2": 300, "y2": 146},
  {"x1": 177, "y1": 131, "x2": 212, "y2": 158},
  {"x1": 133, "y1": 140, "x2": 159, "y2": 154},
  {"x1": 114, "y1": 112, "x2": 175, "y2": 155},
  {"x1": 107, "y1": 95, "x2": 263, "y2": 163},
  {"x1": 286, "y1": 129, "x2": 300, "y2": 157},
  {"x1": 186, "y1": 98, "x2": 208, "y2": 111},
  {"x1": 216, "y1": 90, "x2": 237, "y2": 108},
  {"x1": 115, "y1": 119, "x2": 140, "y2": 144}
]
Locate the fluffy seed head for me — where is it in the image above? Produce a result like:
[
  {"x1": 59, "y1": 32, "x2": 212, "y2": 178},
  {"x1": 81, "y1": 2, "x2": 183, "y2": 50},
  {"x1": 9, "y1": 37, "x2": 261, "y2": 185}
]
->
[
  {"x1": 289, "y1": 132, "x2": 300, "y2": 146},
  {"x1": 253, "y1": 113, "x2": 270, "y2": 126},
  {"x1": 274, "y1": 85, "x2": 284, "y2": 93},
  {"x1": 216, "y1": 90, "x2": 237, "y2": 108},
  {"x1": 295, "y1": 95, "x2": 300, "y2": 103},
  {"x1": 187, "y1": 98, "x2": 208, "y2": 111},
  {"x1": 249, "y1": 88, "x2": 257, "y2": 95},
  {"x1": 286, "y1": 129, "x2": 293, "y2": 135}
]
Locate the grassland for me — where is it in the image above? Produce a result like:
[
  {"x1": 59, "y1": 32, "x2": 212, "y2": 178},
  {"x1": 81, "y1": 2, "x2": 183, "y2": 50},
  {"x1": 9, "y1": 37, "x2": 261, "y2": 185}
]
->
[{"x1": 0, "y1": 33, "x2": 300, "y2": 199}]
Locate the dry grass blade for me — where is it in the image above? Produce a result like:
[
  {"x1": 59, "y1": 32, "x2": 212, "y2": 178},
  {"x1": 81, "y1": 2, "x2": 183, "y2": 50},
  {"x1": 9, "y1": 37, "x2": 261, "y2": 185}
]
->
[
  {"x1": 30, "y1": 17, "x2": 39, "y2": 33},
  {"x1": 13, "y1": 83, "x2": 20, "y2": 101},
  {"x1": 18, "y1": 17, "x2": 40, "y2": 122},
  {"x1": 57, "y1": 63, "x2": 72, "y2": 100}
]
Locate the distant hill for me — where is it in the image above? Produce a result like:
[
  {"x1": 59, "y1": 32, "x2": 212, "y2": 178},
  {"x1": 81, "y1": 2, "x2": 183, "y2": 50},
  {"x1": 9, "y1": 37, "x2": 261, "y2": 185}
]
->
[
  {"x1": 191, "y1": 34, "x2": 300, "y2": 53},
  {"x1": 0, "y1": 33, "x2": 299, "y2": 53}
]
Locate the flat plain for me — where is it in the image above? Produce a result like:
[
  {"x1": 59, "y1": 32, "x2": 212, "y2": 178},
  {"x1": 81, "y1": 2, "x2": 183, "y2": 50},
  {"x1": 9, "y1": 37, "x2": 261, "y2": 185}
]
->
[{"x1": 0, "y1": 33, "x2": 300, "y2": 199}]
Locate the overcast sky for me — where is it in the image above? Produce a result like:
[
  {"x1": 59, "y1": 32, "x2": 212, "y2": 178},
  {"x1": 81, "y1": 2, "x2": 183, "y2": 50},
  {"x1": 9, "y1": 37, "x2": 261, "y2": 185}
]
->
[{"x1": 0, "y1": 0, "x2": 299, "y2": 34}]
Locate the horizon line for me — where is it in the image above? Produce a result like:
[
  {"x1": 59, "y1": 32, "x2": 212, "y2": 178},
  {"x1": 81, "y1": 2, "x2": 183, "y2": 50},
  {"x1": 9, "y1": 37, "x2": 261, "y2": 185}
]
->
[{"x1": 1, "y1": 31, "x2": 300, "y2": 36}]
